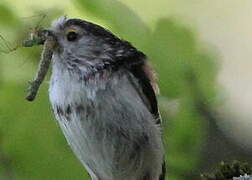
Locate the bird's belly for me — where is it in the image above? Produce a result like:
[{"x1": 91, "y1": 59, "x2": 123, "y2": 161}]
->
[{"x1": 50, "y1": 95, "x2": 151, "y2": 179}]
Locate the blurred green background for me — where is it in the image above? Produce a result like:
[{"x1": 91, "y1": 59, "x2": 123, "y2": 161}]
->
[{"x1": 0, "y1": 0, "x2": 252, "y2": 180}]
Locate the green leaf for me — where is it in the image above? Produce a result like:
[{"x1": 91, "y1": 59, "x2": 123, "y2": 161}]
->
[{"x1": 0, "y1": 4, "x2": 21, "y2": 27}]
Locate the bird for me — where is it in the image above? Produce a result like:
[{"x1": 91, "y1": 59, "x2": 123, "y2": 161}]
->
[{"x1": 48, "y1": 16, "x2": 166, "y2": 180}]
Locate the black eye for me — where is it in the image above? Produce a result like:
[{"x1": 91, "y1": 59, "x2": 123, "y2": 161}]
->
[{"x1": 67, "y1": 32, "x2": 78, "y2": 41}]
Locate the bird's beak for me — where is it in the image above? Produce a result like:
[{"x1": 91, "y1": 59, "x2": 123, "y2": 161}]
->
[{"x1": 39, "y1": 29, "x2": 57, "y2": 45}]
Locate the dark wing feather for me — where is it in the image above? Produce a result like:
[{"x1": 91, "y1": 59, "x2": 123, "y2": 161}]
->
[
  {"x1": 159, "y1": 161, "x2": 166, "y2": 180},
  {"x1": 127, "y1": 63, "x2": 161, "y2": 125}
]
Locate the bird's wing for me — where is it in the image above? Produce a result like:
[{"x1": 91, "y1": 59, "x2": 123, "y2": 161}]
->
[
  {"x1": 127, "y1": 62, "x2": 166, "y2": 180},
  {"x1": 127, "y1": 62, "x2": 161, "y2": 125}
]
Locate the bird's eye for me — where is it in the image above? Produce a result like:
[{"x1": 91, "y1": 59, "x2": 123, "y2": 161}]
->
[{"x1": 67, "y1": 31, "x2": 78, "y2": 41}]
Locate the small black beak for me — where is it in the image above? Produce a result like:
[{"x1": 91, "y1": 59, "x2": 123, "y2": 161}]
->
[{"x1": 37, "y1": 29, "x2": 57, "y2": 45}]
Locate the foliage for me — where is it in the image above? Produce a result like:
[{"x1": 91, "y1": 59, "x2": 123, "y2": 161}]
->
[{"x1": 201, "y1": 161, "x2": 252, "y2": 180}]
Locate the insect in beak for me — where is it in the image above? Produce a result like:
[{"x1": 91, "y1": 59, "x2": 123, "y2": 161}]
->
[
  {"x1": 24, "y1": 28, "x2": 57, "y2": 101},
  {"x1": 22, "y1": 29, "x2": 55, "y2": 47}
]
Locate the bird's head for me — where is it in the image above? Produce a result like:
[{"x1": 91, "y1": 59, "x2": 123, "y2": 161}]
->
[{"x1": 48, "y1": 16, "x2": 145, "y2": 77}]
